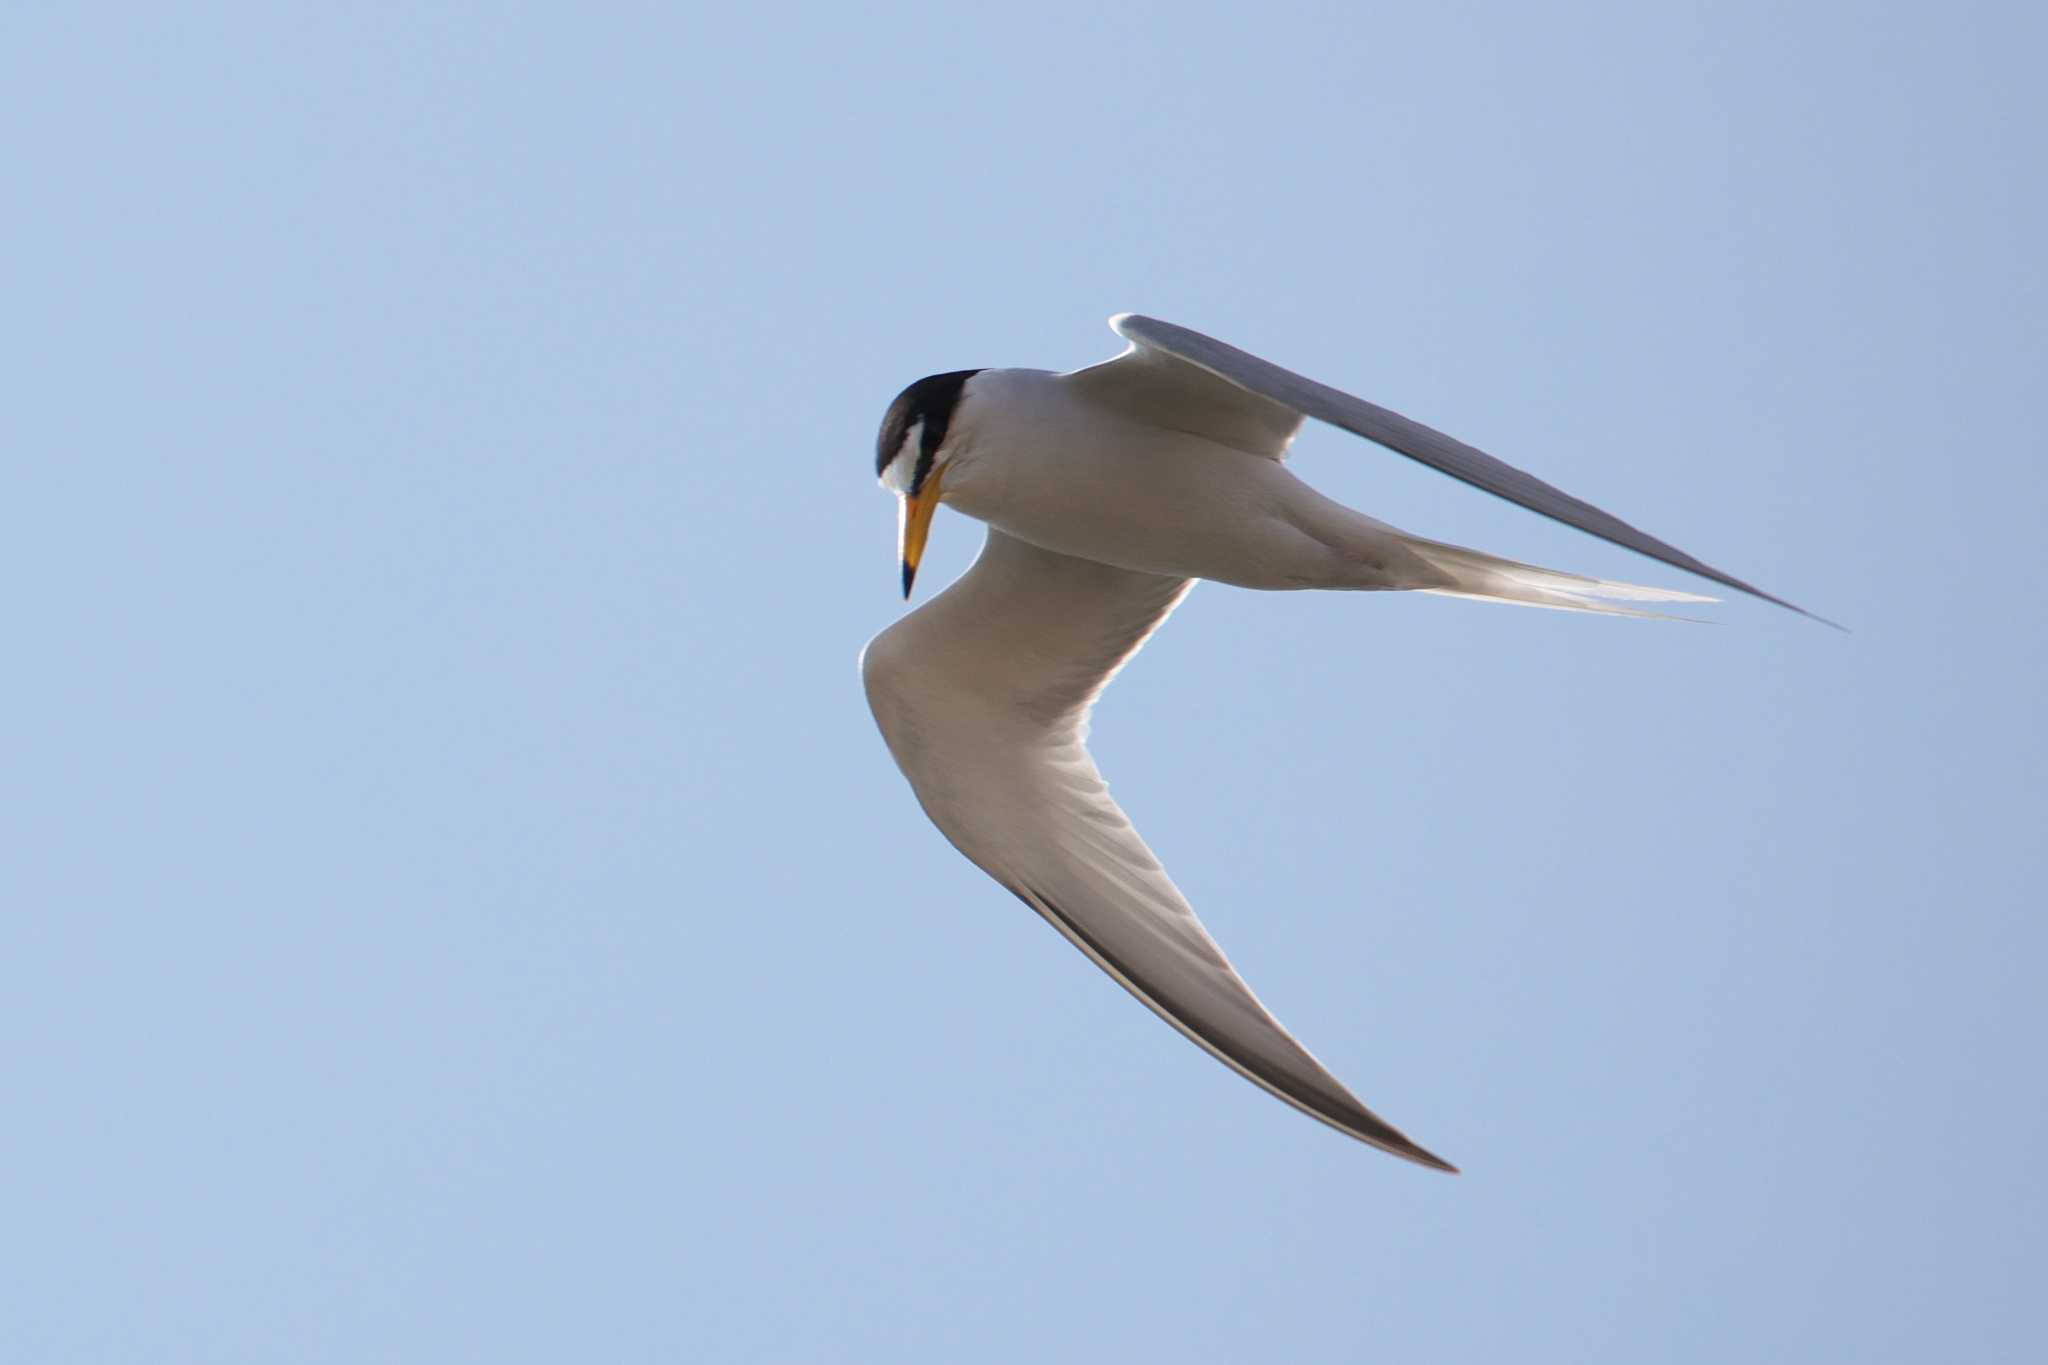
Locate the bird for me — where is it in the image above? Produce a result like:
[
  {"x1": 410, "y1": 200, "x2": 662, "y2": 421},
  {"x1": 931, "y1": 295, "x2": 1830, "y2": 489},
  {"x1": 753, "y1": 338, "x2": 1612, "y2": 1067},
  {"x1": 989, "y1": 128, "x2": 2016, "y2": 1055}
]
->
[{"x1": 860, "y1": 313, "x2": 1822, "y2": 1171}]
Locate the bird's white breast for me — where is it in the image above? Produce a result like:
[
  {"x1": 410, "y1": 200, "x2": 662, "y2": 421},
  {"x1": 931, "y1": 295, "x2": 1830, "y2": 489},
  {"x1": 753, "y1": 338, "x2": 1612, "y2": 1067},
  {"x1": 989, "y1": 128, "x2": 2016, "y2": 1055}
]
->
[{"x1": 941, "y1": 369, "x2": 1346, "y2": 589}]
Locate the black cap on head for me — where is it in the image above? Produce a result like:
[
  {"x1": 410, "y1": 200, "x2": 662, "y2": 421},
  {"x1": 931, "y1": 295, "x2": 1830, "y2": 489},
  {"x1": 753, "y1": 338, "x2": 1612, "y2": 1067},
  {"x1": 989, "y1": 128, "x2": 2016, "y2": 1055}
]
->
[{"x1": 876, "y1": 369, "x2": 983, "y2": 496}]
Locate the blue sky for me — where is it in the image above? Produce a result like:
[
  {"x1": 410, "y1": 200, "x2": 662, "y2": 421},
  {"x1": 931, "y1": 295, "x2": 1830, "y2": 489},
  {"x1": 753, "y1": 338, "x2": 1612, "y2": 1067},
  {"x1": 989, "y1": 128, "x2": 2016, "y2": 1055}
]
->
[{"x1": 5, "y1": 3, "x2": 2043, "y2": 1360}]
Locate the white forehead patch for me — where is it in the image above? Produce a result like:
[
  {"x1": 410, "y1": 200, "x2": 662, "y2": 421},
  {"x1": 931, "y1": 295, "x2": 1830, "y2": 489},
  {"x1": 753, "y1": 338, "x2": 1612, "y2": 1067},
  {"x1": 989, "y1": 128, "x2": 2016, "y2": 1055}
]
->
[{"x1": 878, "y1": 418, "x2": 923, "y2": 495}]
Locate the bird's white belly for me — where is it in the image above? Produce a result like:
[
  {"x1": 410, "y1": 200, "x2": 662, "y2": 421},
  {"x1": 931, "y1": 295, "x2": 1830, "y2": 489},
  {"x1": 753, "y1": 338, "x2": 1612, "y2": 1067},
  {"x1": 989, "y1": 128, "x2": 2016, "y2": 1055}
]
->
[{"x1": 942, "y1": 377, "x2": 1351, "y2": 589}]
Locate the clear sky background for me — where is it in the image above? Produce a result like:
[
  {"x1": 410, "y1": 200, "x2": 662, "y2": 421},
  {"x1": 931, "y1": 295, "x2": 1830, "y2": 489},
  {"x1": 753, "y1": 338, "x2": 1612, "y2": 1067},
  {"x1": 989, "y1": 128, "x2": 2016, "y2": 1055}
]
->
[{"x1": 6, "y1": 3, "x2": 2043, "y2": 1361}]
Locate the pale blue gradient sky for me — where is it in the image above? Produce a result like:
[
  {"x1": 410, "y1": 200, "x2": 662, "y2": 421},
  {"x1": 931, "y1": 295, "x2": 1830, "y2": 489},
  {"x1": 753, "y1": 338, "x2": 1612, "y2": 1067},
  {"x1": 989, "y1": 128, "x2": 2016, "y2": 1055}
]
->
[{"x1": 5, "y1": 3, "x2": 2043, "y2": 1361}]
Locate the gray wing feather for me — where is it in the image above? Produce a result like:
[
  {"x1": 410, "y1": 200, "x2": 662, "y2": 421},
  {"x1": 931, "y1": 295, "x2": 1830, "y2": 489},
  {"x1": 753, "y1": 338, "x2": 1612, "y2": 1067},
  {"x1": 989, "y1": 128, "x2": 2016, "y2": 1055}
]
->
[
  {"x1": 863, "y1": 529, "x2": 1456, "y2": 1170},
  {"x1": 1110, "y1": 313, "x2": 1833, "y2": 625}
]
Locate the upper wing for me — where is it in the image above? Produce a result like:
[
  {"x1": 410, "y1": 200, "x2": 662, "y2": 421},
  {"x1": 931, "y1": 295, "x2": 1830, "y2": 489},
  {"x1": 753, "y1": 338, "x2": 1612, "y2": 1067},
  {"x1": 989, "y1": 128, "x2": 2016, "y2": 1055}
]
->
[
  {"x1": 862, "y1": 528, "x2": 1455, "y2": 1170},
  {"x1": 1070, "y1": 312, "x2": 1829, "y2": 623}
]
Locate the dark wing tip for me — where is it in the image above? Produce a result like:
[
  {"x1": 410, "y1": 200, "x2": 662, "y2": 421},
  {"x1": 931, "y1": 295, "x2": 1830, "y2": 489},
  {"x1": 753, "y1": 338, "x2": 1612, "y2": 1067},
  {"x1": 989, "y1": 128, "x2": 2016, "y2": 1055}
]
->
[
  {"x1": 1338, "y1": 1113, "x2": 1460, "y2": 1173},
  {"x1": 1027, "y1": 885, "x2": 1460, "y2": 1174},
  {"x1": 1705, "y1": 568, "x2": 1846, "y2": 631},
  {"x1": 1795, "y1": 604, "x2": 1851, "y2": 633},
  {"x1": 1399, "y1": 1144, "x2": 1461, "y2": 1175}
]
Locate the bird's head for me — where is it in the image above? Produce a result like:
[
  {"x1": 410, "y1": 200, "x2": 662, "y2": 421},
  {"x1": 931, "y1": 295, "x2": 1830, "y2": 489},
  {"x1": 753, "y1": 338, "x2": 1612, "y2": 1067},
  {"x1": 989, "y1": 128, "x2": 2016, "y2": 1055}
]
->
[{"x1": 876, "y1": 368, "x2": 984, "y2": 598}]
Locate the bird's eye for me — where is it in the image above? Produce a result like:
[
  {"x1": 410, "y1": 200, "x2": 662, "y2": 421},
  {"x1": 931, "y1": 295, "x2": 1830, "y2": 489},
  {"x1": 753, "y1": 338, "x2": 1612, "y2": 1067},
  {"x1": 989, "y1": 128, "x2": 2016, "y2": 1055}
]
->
[{"x1": 878, "y1": 420, "x2": 923, "y2": 495}]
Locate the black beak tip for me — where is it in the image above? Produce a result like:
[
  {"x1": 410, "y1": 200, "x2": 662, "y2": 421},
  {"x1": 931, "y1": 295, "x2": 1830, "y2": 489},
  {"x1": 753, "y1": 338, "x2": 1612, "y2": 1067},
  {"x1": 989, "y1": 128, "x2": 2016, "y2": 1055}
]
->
[{"x1": 900, "y1": 562, "x2": 915, "y2": 599}]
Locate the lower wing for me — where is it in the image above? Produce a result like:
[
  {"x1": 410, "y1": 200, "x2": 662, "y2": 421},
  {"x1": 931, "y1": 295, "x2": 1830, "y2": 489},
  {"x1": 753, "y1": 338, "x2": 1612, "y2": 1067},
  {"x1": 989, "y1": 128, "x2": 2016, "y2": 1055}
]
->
[{"x1": 862, "y1": 528, "x2": 1455, "y2": 1170}]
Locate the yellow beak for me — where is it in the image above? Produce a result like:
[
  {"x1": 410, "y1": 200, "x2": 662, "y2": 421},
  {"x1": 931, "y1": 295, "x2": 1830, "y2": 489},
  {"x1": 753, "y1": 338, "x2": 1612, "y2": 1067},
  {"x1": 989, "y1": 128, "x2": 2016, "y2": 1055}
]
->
[{"x1": 898, "y1": 464, "x2": 945, "y2": 598}]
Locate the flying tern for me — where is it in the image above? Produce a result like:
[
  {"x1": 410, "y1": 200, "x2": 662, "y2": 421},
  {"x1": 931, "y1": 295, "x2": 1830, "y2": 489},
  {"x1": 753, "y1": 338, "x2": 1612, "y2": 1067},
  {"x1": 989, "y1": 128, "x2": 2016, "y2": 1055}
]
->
[{"x1": 861, "y1": 313, "x2": 1820, "y2": 1170}]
